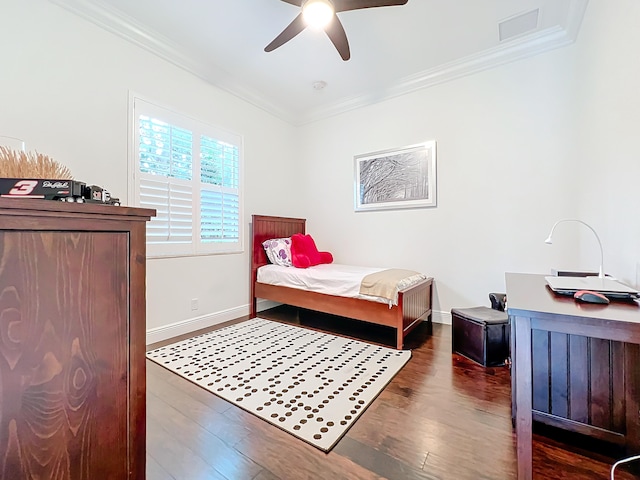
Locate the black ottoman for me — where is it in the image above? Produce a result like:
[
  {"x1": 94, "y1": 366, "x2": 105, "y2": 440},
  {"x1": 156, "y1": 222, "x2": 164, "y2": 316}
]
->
[{"x1": 451, "y1": 306, "x2": 509, "y2": 367}]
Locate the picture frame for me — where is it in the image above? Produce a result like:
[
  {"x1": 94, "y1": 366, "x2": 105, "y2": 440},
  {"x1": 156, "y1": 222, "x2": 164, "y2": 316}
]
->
[{"x1": 354, "y1": 141, "x2": 437, "y2": 212}]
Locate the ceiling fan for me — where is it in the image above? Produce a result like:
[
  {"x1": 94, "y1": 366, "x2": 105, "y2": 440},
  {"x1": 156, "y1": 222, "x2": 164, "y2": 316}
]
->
[{"x1": 265, "y1": 0, "x2": 409, "y2": 61}]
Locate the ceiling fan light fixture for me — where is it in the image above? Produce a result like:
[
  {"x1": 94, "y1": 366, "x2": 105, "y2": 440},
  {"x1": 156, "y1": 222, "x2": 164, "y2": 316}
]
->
[
  {"x1": 266, "y1": 0, "x2": 408, "y2": 61},
  {"x1": 302, "y1": 0, "x2": 334, "y2": 30}
]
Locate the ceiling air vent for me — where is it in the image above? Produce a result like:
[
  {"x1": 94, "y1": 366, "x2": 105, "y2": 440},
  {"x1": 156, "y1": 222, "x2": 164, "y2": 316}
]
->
[{"x1": 498, "y1": 9, "x2": 539, "y2": 41}]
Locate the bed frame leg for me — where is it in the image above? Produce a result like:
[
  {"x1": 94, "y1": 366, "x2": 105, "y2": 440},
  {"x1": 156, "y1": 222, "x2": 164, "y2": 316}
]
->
[
  {"x1": 396, "y1": 330, "x2": 404, "y2": 350},
  {"x1": 250, "y1": 296, "x2": 257, "y2": 319}
]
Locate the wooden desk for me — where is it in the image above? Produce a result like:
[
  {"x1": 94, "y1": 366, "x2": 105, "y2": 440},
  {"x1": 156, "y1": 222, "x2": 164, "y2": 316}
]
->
[{"x1": 506, "y1": 273, "x2": 640, "y2": 480}]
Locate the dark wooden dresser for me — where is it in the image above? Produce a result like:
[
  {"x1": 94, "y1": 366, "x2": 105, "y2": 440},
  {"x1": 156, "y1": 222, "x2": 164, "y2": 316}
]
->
[
  {"x1": 0, "y1": 199, "x2": 155, "y2": 479},
  {"x1": 506, "y1": 272, "x2": 640, "y2": 479}
]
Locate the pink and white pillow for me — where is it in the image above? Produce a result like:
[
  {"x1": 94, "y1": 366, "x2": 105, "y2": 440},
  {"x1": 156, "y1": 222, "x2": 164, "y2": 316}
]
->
[{"x1": 262, "y1": 237, "x2": 292, "y2": 267}]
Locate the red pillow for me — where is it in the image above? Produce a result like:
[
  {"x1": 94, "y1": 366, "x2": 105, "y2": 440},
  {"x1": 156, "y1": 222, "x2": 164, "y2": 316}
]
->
[{"x1": 290, "y1": 233, "x2": 333, "y2": 268}]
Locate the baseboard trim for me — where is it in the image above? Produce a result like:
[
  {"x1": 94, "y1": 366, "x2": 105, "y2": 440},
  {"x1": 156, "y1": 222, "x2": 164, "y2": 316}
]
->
[
  {"x1": 431, "y1": 309, "x2": 451, "y2": 325},
  {"x1": 256, "y1": 299, "x2": 281, "y2": 312},
  {"x1": 146, "y1": 303, "x2": 451, "y2": 344},
  {"x1": 146, "y1": 305, "x2": 247, "y2": 345}
]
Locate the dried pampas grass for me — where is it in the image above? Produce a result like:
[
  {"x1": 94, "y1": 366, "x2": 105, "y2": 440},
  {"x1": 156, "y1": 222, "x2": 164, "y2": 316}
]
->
[{"x1": 0, "y1": 146, "x2": 73, "y2": 179}]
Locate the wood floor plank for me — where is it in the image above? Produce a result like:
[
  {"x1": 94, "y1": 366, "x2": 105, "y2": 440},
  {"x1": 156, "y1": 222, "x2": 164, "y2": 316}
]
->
[
  {"x1": 348, "y1": 396, "x2": 515, "y2": 473},
  {"x1": 145, "y1": 306, "x2": 637, "y2": 480},
  {"x1": 233, "y1": 429, "x2": 384, "y2": 480},
  {"x1": 146, "y1": 455, "x2": 175, "y2": 480},
  {"x1": 251, "y1": 468, "x2": 282, "y2": 480},
  {"x1": 148, "y1": 391, "x2": 264, "y2": 480},
  {"x1": 147, "y1": 360, "x2": 232, "y2": 414},
  {"x1": 532, "y1": 440, "x2": 636, "y2": 480},
  {"x1": 146, "y1": 420, "x2": 228, "y2": 480},
  {"x1": 333, "y1": 436, "x2": 440, "y2": 480},
  {"x1": 146, "y1": 365, "x2": 253, "y2": 445},
  {"x1": 223, "y1": 406, "x2": 384, "y2": 480},
  {"x1": 424, "y1": 450, "x2": 513, "y2": 480}
]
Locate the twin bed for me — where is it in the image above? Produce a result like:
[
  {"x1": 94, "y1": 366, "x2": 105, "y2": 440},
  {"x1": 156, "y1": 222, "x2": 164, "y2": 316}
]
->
[{"x1": 250, "y1": 215, "x2": 433, "y2": 349}]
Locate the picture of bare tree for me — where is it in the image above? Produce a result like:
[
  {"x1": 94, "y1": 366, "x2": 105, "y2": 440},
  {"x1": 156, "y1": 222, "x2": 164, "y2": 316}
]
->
[{"x1": 355, "y1": 141, "x2": 436, "y2": 211}]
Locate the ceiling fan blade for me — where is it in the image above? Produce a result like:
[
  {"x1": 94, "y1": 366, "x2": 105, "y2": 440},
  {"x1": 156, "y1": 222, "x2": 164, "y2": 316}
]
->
[
  {"x1": 280, "y1": 0, "x2": 303, "y2": 5},
  {"x1": 325, "y1": 14, "x2": 351, "y2": 61},
  {"x1": 335, "y1": 0, "x2": 408, "y2": 13},
  {"x1": 265, "y1": 13, "x2": 307, "y2": 52}
]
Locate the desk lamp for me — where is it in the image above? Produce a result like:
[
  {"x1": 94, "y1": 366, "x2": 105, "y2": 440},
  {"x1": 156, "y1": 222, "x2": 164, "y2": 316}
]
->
[{"x1": 544, "y1": 219, "x2": 605, "y2": 279}]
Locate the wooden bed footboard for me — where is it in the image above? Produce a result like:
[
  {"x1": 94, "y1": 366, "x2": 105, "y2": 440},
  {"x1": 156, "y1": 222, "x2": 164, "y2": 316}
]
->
[
  {"x1": 398, "y1": 278, "x2": 433, "y2": 349},
  {"x1": 251, "y1": 214, "x2": 433, "y2": 349}
]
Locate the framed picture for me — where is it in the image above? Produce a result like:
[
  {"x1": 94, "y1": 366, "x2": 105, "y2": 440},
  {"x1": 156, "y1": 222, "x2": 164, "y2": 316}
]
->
[{"x1": 354, "y1": 141, "x2": 437, "y2": 212}]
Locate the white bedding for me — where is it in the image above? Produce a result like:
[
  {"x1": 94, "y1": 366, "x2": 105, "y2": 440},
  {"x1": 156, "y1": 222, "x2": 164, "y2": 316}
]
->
[{"x1": 257, "y1": 263, "x2": 426, "y2": 306}]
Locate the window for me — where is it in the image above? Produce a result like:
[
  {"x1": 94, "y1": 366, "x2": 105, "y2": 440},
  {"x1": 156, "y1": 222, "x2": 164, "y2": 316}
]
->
[{"x1": 130, "y1": 97, "x2": 243, "y2": 257}]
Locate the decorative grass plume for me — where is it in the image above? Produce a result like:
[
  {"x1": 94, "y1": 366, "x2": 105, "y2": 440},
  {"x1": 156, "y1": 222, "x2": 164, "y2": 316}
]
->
[{"x1": 0, "y1": 146, "x2": 73, "y2": 179}]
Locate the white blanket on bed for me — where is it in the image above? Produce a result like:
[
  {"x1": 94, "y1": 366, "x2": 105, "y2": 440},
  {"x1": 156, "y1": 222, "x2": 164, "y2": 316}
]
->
[{"x1": 257, "y1": 264, "x2": 426, "y2": 306}]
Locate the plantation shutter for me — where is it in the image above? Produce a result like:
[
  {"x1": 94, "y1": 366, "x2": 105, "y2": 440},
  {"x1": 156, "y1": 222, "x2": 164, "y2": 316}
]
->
[
  {"x1": 201, "y1": 191, "x2": 239, "y2": 243},
  {"x1": 200, "y1": 135, "x2": 240, "y2": 245},
  {"x1": 132, "y1": 97, "x2": 243, "y2": 257},
  {"x1": 140, "y1": 176, "x2": 193, "y2": 244}
]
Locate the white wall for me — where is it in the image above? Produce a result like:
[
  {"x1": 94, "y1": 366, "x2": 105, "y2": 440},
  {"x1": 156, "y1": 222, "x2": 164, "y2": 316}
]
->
[
  {"x1": 0, "y1": 0, "x2": 301, "y2": 341},
  {"x1": 297, "y1": 0, "x2": 640, "y2": 322},
  {"x1": 297, "y1": 46, "x2": 580, "y2": 321},
  {"x1": 571, "y1": 0, "x2": 640, "y2": 287}
]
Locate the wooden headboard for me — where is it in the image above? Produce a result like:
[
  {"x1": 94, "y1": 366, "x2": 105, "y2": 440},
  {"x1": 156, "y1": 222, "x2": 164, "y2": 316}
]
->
[{"x1": 250, "y1": 215, "x2": 306, "y2": 317}]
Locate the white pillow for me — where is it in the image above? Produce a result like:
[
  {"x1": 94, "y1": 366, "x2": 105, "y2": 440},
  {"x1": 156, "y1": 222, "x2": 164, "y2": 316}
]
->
[{"x1": 262, "y1": 237, "x2": 292, "y2": 267}]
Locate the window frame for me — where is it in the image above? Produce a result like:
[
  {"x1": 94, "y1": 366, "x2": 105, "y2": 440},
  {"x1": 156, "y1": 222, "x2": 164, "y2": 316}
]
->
[{"x1": 128, "y1": 94, "x2": 244, "y2": 258}]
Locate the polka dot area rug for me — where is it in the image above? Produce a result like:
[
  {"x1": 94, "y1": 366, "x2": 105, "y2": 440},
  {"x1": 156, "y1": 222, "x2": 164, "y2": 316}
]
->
[{"x1": 146, "y1": 317, "x2": 411, "y2": 451}]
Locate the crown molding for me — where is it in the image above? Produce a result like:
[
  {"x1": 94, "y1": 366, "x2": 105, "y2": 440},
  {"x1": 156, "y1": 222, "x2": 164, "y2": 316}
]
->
[
  {"x1": 49, "y1": 0, "x2": 297, "y2": 124},
  {"x1": 50, "y1": 0, "x2": 588, "y2": 126},
  {"x1": 564, "y1": 0, "x2": 589, "y2": 41},
  {"x1": 301, "y1": 27, "x2": 570, "y2": 124},
  {"x1": 299, "y1": 23, "x2": 583, "y2": 124},
  {"x1": 299, "y1": 0, "x2": 588, "y2": 124}
]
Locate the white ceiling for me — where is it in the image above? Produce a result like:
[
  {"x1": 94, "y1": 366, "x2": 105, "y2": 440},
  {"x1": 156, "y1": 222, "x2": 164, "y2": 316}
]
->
[{"x1": 51, "y1": 0, "x2": 588, "y2": 125}]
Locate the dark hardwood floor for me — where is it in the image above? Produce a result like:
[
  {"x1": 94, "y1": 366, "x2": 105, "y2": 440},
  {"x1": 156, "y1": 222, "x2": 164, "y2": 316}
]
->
[{"x1": 146, "y1": 306, "x2": 638, "y2": 479}]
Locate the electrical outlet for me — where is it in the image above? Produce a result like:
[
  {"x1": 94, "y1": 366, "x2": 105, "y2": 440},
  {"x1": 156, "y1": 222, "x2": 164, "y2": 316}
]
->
[{"x1": 190, "y1": 298, "x2": 199, "y2": 311}]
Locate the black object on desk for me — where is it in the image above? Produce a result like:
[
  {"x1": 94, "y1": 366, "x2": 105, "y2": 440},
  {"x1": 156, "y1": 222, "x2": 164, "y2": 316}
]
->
[{"x1": 574, "y1": 289, "x2": 610, "y2": 304}]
